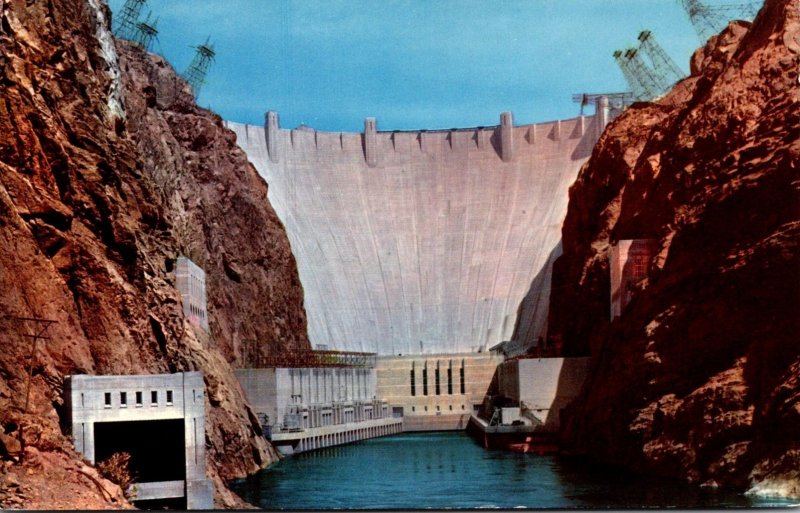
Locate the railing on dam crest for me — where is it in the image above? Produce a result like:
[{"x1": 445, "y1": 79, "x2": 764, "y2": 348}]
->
[{"x1": 246, "y1": 349, "x2": 377, "y2": 369}]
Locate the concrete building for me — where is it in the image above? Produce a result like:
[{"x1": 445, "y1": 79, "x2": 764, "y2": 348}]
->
[
  {"x1": 235, "y1": 366, "x2": 401, "y2": 455},
  {"x1": 495, "y1": 357, "x2": 591, "y2": 432},
  {"x1": 609, "y1": 239, "x2": 658, "y2": 319},
  {"x1": 175, "y1": 256, "x2": 208, "y2": 331},
  {"x1": 375, "y1": 353, "x2": 503, "y2": 431},
  {"x1": 63, "y1": 372, "x2": 213, "y2": 509},
  {"x1": 225, "y1": 99, "x2": 616, "y2": 356}
]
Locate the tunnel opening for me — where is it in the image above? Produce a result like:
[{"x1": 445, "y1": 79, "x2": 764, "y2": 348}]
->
[
  {"x1": 94, "y1": 419, "x2": 185, "y2": 483},
  {"x1": 134, "y1": 497, "x2": 187, "y2": 510}
]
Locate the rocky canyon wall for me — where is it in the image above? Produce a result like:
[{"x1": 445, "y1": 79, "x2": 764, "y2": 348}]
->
[
  {"x1": 550, "y1": 0, "x2": 799, "y2": 497},
  {"x1": 0, "y1": 0, "x2": 309, "y2": 507}
]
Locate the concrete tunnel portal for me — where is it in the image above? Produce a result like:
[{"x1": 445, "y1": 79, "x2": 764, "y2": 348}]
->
[
  {"x1": 93, "y1": 419, "x2": 185, "y2": 484},
  {"x1": 226, "y1": 101, "x2": 616, "y2": 356}
]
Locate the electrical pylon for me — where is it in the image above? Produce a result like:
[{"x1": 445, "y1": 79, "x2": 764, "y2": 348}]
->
[
  {"x1": 181, "y1": 37, "x2": 216, "y2": 99},
  {"x1": 113, "y1": 0, "x2": 147, "y2": 41},
  {"x1": 680, "y1": 0, "x2": 762, "y2": 41},
  {"x1": 638, "y1": 30, "x2": 685, "y2": 89}
]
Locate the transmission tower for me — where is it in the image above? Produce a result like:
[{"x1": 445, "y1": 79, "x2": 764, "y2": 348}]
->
[
  {"x1": 681, "y1": 0, "x2": 762, "y2": 41},
  {"x1": 182, "y1": 37, "x2": 216, "y2": 99},
  {"x1": 627, "y1": 48, "x2": 669, "y2": 98},
  {"x1": 613, "y1": 49, "x2": 666, "y2": 101},
  {"x1": 638, "y1": 31, "x2": 685, "y2": 89},
  {"x1": 113, "y1": 0, "x2": 147, "y2": 41},
  {"x1": 131, "y1": 11, "x2": 159, "y2": 52}
]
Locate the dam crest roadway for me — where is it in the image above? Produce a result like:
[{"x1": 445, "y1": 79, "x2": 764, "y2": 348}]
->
[{"x1": 225, "y1": 99, "x2": 616, "y2": 356}]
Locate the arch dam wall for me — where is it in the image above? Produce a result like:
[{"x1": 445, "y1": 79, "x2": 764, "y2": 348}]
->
[{"x1": 224, "y1": 102, "x2": 611, "y2": 356}]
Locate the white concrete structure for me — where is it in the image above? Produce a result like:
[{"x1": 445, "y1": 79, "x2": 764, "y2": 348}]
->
[
  {"x1": 376, "y1": 353, "x2": 503, "y2": 431},
  {"x1": 175, "y1": 256, "x2": 208, "y2": 331},
  {"x1": 64, "y1": 372, "x2": 212, "y2": 509},
  {"x1": 235, "y1": 367, "x2": 400, "y2": 455},
  {"x1": 496, "y1": 357, "x2": 591, "y2": 432},
  {"x1": 225, "y1": 100, "x2": 615, "y2": 356}
]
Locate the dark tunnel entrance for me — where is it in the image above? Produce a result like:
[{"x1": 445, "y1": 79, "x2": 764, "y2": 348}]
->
[{"x1": 94, "y1": 419, "x2": 185, "y2": 483}]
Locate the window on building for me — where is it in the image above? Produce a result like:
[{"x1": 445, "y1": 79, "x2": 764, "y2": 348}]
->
[
  {"x1": 412, "y1": 406, "x2": 415, "y2": 412},
  {"x1": 435, "y1": 366, "x2": 440, "y2": 395},
  {"x1": 460, "y1": 365, "x2": 465, "y2": 394},
  {"x1": 120, "y1": 392, "x2": 127, "y2": 408},
  {"x1": 104, "y1": 392, "x2": 111, "y2": 408},
  {"x1": 449, "y1": 405, "x2": 453, "y2": 411},
  {"x1": 633, "y1": 257, "x2": 647, "y2": 279},
  {"x1": 447, "y1": 367, "x2": 453, "y2": 395},
  {"x1": 135, "y1": 391, "x2": 143, "y2": 407},
  {"x1": 166, "y1": 390, "x2": 173, "y2": 405},
  {"x1": 424, "y1": 406, "x2": 428, "y2": 412},
  {"x1": 423, "y1": 367, "x2": 428, "y2": 396},
  {"x1": 410, "y1": 368, "x2": 416, "y2": 396},
  {"x1": 151, "y1": 390, "x2": 158, "y2": 406}
]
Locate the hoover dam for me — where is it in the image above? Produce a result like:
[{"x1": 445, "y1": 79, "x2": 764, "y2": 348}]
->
[{"x1": 225, "y1": 100, "x2": 614, "y2": 356}]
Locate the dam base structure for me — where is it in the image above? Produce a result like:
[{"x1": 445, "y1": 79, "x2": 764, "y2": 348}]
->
[{"x1": 225, "y1": 97, "x2": 616, "y2": 358}]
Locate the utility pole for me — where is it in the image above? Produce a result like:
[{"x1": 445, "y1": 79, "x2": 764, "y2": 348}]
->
[{"x1": 0, "y1": 315, "x2": 56, "y2": 463}]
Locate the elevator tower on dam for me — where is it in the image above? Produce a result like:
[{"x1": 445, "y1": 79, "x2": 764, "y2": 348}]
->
[{"x1": 225, "y1": 98, "x2": 615, "y2": 357}]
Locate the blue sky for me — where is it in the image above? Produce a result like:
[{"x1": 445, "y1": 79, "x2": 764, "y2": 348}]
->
[{"x1": 107, "y1": 1, "x2": 705, "y2": 132}]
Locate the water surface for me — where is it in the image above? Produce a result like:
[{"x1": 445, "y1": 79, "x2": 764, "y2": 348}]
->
[{"x1": 231, "y1": 432, "x2": 794, "y2": 509}]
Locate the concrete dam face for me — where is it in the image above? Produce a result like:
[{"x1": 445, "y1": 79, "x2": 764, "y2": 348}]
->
[{"x1": 226, "y1": 105, "x2": 609, "y2": 355}]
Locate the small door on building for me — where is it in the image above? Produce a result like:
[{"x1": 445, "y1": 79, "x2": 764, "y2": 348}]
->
[{"x1": 392, "y1": 406, "x2": 404, "y2": 418}]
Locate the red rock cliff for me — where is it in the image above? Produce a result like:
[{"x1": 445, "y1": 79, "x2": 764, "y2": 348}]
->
[
  {"x1": 0, "y1": 0, "x2": 309, "y2": 508},
  {"x1": 550, "y1": 0, "x2": 799, "y2": 498}
]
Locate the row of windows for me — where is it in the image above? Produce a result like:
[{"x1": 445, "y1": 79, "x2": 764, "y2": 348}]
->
[
  {"x1": 410, "y1": 404, "x2": 466, "y2": 412},
  {"x1": 102, "y1": 389, "x2": 174, "y2": 409},
  {"x1": 410, "y1": 366, "x2": 465, "y2": 396}
]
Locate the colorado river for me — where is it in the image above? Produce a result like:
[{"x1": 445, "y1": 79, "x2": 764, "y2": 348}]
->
[{"x1": 230, "y1": 432, "x2": 791, "y2": 509}]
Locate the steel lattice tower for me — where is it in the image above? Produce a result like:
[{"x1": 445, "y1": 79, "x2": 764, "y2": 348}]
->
[
  {"x1": 182, "y1": 37, "x2": 216, "y2": 99},
  {"x1": 131, "y1": 11, "x2": 159, "y2": 52},
  {"x1": 626, "y1": 48, "x2": 669, "y2": 98},
  {"x1": 613, "y1": 50, "x2": 648, "y2": 101},
  {"x1": 113, "y1": 0, "x2": 147, "y2": 41},
  {"x1": 638, "y1": 30, "x2": 685, "y2": 89},
  {"x1": 681, "y1": 0, "x2": 762, "y2": 41}
]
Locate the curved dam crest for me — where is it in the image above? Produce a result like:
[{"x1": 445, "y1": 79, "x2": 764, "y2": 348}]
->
[{"x1": 225, "y1": 105, "x2": 611, "y2": 355}]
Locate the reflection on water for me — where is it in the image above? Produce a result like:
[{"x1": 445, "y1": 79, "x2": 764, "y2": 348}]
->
[{"x1": 230, "y1": 432, "x2": 793, "y2": 510}]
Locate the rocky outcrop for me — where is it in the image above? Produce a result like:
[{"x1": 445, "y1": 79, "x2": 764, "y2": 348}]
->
[
  {"x1": 0, "y1": 0, "x2": 308, "y2": 508},
  {"x1": 550, "y1": 0, "x2": 799, "y2": 498}
]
